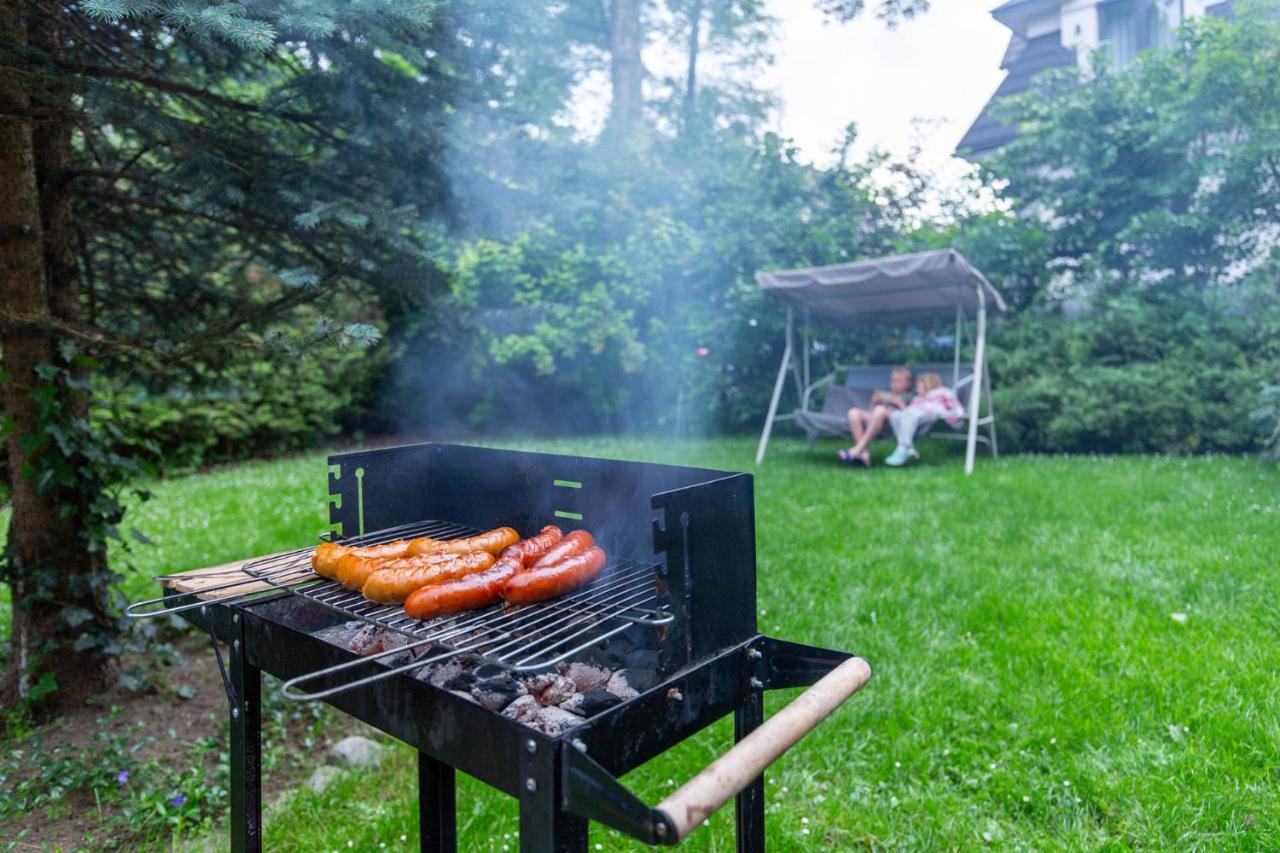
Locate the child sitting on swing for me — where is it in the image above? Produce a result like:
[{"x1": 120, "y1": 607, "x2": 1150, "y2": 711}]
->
[{"x1": 884, "y1": 372, "x2": 965, "y2": 467}]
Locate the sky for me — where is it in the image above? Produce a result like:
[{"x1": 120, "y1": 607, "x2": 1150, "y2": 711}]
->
[{"x1": 761, "y1": 0, "x2": 1011, "y2": 176}]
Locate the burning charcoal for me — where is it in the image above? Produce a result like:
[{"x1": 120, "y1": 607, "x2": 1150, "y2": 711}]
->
[
  {"x1": 471, "y1": 673, "x2": 523, "y2": 712},
  {"x1": 532, "y1": 706, "x2": 583, "y2": 736},
  {"x1": 561, "y1": 662, "x2": 611, "y2": 694},
  {"x1": 474, "y1": 664, "x2": 507, "y2": 680},
  {"x1": 502, "y1": 694, "x2": 541, "y2": 724},
  {"x1": 607, "y1": 668, "x2": 659, "y2": 700},
  {"x1": 623, "y1": 649, "x2": 661, "y2": 672},
  {"x1": 441, "y1": 669, "x2": 477, "y2": 692},
  {"x1": 521, "y1": 673, "x2": 577, "y2": 706},
  {"x1": 562, "y1": 690, "x2": 623, "y2": 717},
  {"x1": 602, "y1": 638, "x2": 634, "y2": 666},
  {"x1": 347, "y1": 624, "x2": 385, "y2": 655},
  {"x1": 427, "y1": 659, "x2": 469, "y2": 690},
  {"x1": 536, "y1": 675, "x2": 578, "y2": 707}
]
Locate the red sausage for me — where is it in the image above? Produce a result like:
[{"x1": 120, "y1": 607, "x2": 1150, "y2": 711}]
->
[
  {"x1": 530, "y1": 530, "x2": 594, "y2": 570},
  {"x1": 404, "y1": 558, "x2": 521, "y2": 621},
  {"x1": 502, "y1": 547, "x2": 607, "y2": 604},
  {"x1": 500, "y1": 525, "x2": 563, "y2": 566}
]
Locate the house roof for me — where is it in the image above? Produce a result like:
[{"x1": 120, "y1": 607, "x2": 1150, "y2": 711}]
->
[
  {"x1": 991, "y1": 0, "x2": 1060, "y2": 32},
  {"x1": 956, "y1": 30, "x2": 1076, "y2": 159},
  {"x1": 756, "y1": 248, "x2": 1007, "y2": 327}
]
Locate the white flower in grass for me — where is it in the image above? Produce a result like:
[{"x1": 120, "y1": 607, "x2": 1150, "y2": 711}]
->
[
  {"x1": 1063, "y1": 780, "x2": 1071, "y2": 787},
  {"x1": 894, "y1": 761, "x2": 901, "y2": 768},
  {"x1": 982, "y1": 831, "x2": 993, "y2": 843},
  {"x1": 1049, "y1": 738, "x2": 1057, "y2": 745},
  {"x1": 802, "y1": 828, "x2": 811, "y2": 836},
  {"x1": 1023, "y1": 795, "x2": 1031, "y2": 802},
  {"x1": 1170, "y1": 612, "x2": 1188, "y2": 624},
  {"x1": 399, "y1": 835, "x2": 407, "y2": 842}
]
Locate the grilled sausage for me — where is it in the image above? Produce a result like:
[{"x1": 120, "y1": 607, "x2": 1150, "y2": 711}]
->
[
  {"x1": 500, "y1": 525, "x2": 563, "y2": 566},
  {"x1": 406, "y1": 527, "x2": 519, "y2": 558},
  {"x1": 502, "y1": 546, "x2": 607, "y2": 604},
  {"x1": 361, "y1": 551, "x2": 496, "y2": 604},
  {"x1": 335, "y1": 546, "x2": 457, "y2": 591},
  {"x1": 312, "y1": 540, "x2": 411, "y2": 581},
  {"x1": 530, "y1": 530, "x2": 594, "y2": 569},
  {"x1": 403, "y1": 558, "x2": 521, "y2": 621}
]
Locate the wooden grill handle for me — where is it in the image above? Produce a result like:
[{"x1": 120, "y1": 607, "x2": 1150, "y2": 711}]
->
[{"x1": 655, "y1": 656, "x2": 872, "y2": 841}]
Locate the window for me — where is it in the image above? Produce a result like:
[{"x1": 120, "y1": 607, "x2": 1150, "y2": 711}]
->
[{"x1": 1099, "y1": 0, "x2": 1174, "y2": 68}]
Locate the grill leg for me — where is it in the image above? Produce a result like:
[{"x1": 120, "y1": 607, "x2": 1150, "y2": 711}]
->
[
  {"x1": 519, "y1": 802, "x2": 588, "y2": 853},
  {"x1": 734, "y1": 691, "x2": 766, "y2": 853},
  {"x1": 419, "y1": 752, "x2": 457, "y2": 852},
  {"x1": 229, "y1": 624, "x2": 262, "y2": 853}
]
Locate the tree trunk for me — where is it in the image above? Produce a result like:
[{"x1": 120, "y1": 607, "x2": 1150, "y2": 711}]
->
[
  {"x1": 607, "y1": 0, "x2": 645, "y2": 137},
  {"x1": 681, "y1": 0, "x2": 704, "y2": 135},
  {"x1": 0, "y1": 1, "x2": 113, "y2": 716}
]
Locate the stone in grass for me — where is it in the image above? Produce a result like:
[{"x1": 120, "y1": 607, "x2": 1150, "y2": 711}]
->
[
  {"x1": 307, "y1": 765, "x2": 345, "y2": 794},
  {"x1": 329, "y1": 735, "x2": 385, "y2": 769},
  {"x1": 561, "y1": 690, "x2": 622, "y2": 718},
  {"x1": 607, "y1": 668, "x2": 659, "y2": 701}
]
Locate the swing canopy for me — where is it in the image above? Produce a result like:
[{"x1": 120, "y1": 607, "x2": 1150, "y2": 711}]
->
[
  {"x1": 755, "y1": 248, "x2": 1006, "y2": 327},
  {"x1": 753, "y1": 248, "x2": 1006, "y2": 473}
]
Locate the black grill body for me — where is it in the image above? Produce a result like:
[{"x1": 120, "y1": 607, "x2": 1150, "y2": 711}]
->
[{"x1": 170, "y1": 443, "x2": 855, "y2": 852}]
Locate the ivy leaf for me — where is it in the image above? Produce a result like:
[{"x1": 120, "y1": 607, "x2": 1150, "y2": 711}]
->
[{"x1": 62, "y1": 605, "x2": 97, "y2": 628}]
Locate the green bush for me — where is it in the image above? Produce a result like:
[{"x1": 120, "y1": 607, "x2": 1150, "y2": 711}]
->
[
  {"x1": 995, "y1": 361, "x2": 1275, "y2": 454},
  {"x1": 94, "y1": 342, "x2": 379, "y2": 470}
]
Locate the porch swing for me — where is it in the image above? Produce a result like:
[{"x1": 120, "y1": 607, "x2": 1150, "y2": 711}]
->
[{"x1": 753, "y1": 248, "x2": 1007, "y2": 474}]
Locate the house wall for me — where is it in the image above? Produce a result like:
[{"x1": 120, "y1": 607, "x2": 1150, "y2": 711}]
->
[{"x1": 1049, "y1": 0, "x2": 1209, "y2": 69}]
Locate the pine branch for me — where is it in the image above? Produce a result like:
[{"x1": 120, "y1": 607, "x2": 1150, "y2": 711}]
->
[{"x1": 66, "y1": 62, "x2": 316, "y2": 122}]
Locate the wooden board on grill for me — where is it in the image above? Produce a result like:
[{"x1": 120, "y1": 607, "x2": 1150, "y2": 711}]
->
[{"x1": 164, "y1": 554, "x2": 289, "y2": 599}]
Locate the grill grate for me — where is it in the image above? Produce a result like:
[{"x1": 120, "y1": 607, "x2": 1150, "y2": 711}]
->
[{"x1": 241, "y1": 519, "x2": 671, "y2": 673}]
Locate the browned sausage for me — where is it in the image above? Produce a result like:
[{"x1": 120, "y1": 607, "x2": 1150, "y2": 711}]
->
[
  {"x1": 361, "y1": 551, "x2": 496, "y2": 604},
  {"x1": 500, "y1": 525, "x2": 563, "y2": 566},
  {"x1": 312, "y1": 540, "x2": 411, "y2": 582},
  {"x1": 403, "y1": 558, "x2": 521, "y2": 621},
  {"x1": 502, "y1": 547, "x2": 607, "y2": 604},
  {"x1": 334, "y1": 546, "x2": 457, "y2": 590},
  {"x1": 530, "y1": 530, "x2": 594, "y2": 569},
  {"x1": 407, "y1": 527, "x2": 519, "y2": 558}
]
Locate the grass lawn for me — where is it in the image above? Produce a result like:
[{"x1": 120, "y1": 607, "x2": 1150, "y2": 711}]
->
[{"x1": 4, "y1": 436, "x2": 1279, "y2": 849}]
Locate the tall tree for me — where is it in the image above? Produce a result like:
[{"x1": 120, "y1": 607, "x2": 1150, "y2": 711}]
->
[
  {"x1": 0, "y1": 0, "x2": 461, "y2": 716},
  {"x1": 607, "y1": 0, "x2": 647, "y2": 136}
]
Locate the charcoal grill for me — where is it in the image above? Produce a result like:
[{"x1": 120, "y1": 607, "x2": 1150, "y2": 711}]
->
[{"x1": 129, "y1": 442, "x2": 871, "y2": 851}]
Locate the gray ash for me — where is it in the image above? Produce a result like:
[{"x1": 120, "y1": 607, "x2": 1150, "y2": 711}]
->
[{"x1": 313, "y1": 623, "x2": 662, "y2": 735}]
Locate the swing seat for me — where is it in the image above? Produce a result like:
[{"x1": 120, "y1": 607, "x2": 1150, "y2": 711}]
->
[{"x1": 793, "y1": 363, "x2": 988, "y2": 446}]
